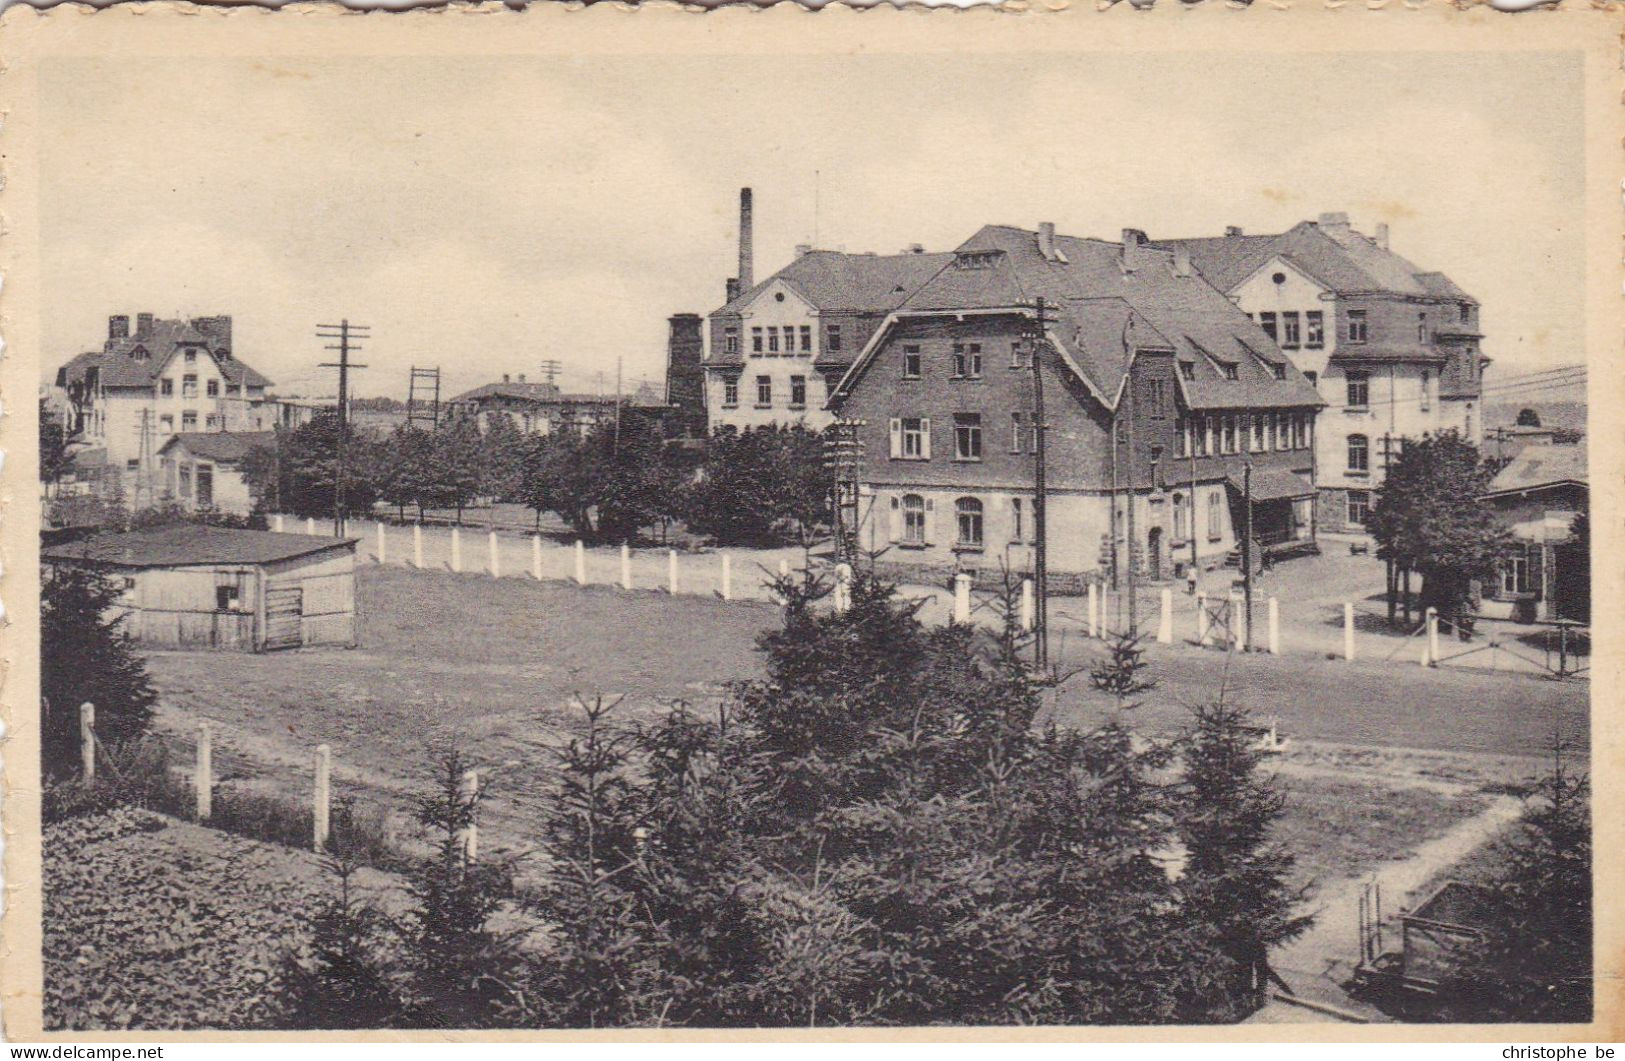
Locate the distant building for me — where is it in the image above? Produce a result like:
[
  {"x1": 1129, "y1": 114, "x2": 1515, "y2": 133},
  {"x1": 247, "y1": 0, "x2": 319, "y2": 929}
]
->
[
  {"x1": 42, "y1": 526, "x2": 357, "y2": 652},
  {"x1": 447, "y1": 376, "x2": 665, "y2": 438},
  {"x1": 54, "y1": 314, "x2": 275, "y2": 505},
  {"x1": 703, "y1": 187, "x2": 952, "y2": 434},
  {"x1": 156, "y1": 431, "x2": 276, "y2": 516},
  {"x1": 1157, "y1": 214, "x2": 1486, "y2": 537},
  {"x1": 829, "y1": 223, "x2": 1324, "y2": 584},
  {"x1": 1480, "y1": 442, "x2": 1587, "y2": 622}
]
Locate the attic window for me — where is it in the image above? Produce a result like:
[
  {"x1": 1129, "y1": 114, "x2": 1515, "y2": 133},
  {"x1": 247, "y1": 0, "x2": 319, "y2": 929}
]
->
[
  {"x1": 775, "y1": 292, "x2": 785, "y2": 302},
  {"x1": 1221, "y1": 363, "x2": 1240, "y2": 381},
  {"x1": 955, "y1": 251, "x2": 1002, "y2": 270},
  {"x1": 133, "y1": 347, "x2": 150, "y2": 362},
  {"x1": 1272, "y1": 364, "x2": 1286, "y2": 380},
  {"x1": 1179, "y1": 362, "x2": 1195, "y2": 381},
  {"x1": 1272, "y1": 272, "x2": 1287, "y2": 285},
  {"x1": 185, "y1": 349, "x2": 198, "y2": 363}
]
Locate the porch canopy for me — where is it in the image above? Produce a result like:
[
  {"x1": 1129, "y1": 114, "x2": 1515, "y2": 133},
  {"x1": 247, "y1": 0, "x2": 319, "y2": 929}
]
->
[{"x1": 1225, "y1": 468, "x2": 1314, "y2": 503}]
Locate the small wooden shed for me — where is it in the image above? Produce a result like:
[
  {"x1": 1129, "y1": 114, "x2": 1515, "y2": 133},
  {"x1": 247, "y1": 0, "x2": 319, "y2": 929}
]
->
[{"x1": 43, "y1": 526, "x2": 358, "y2": 652}]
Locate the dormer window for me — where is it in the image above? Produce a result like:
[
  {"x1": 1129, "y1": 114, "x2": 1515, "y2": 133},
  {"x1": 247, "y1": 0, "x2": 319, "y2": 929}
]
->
[
  {"x1": 1221, "y1": 363, "x2": 1239, "y2": 381},
  {"x1": 1272, "y1": 363, "x2": 1286, "y2": 380},
  {"x1": 185, "y1": 349, "x2": 198, "y2": 363},
  {"x1": 132, "y1": 346, "x2": 150, "y2": 362},
  {"x1": 954, "y1": 251, "x2": 1002, "y2": 270},
  {"x1": 1179, "y1": 362, "x2": 1195, "y2": 381}
]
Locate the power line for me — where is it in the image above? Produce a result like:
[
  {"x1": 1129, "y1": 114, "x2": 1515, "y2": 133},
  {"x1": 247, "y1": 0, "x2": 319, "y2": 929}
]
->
[{"x1": 317, "y1": 320, "x2": 370, "y2": 538}]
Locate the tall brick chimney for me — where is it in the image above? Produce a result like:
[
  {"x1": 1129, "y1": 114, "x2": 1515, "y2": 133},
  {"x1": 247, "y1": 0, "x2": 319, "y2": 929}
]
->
[
  {"x1": 738, "y1": 187, "x2": 754, "y2": 293},
  {"x1": 136, "y1": 312, "x2": 154, "y2": 338},
  {"x1": 1374, "y1": 222, "x2": 1390, "y2": 250},
  {"x1": 109, "y1": 315, "x2": 130, "y2": 340}
]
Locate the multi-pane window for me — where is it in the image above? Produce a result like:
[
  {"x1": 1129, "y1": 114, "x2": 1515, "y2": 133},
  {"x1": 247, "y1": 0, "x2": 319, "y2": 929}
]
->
[
  {"x1": 1193, "y1": 416, "x2": 1210, "y2": 457},
  {"x1": 827, "y1": 325, "x2": 842, "y2": 353},
  {"x1": 767, "y1": 328, "x2": 781, "y2": 354},
  {"x1": 1306, "y1": 311, "x2": 1325, "y2": 348},
  {"x1": 954, "y1": 414, "x2": 983, "y2": 461},
  {"x1": 724, "y1": 327, "x2": 739, "y2": 354},
  {"x1": 1346, "y1": 371, "x2": 1371, "y2": 409},
  {"x1": 1459, "y1": 303, "x2": 1471, "y2": 323},
  {"x1": 790, "y1": 375, "x2": 807, "y2": 408},
  {"x1": 1417, "y1": 312, "x2": 1428, "y2": 342},
  {"x1": 206, "y1": 414, "x2": 220, "y2": 430},
  {"x1": 1305, "y1": 370, "x2": 1318, "y2": 388},
  {"x1": 1172, "y1": 492, "x2": 1188, "y2": 540},
  {"x1": 952, "y1": 342, "x2": 983, "y2": 378},
  {"x1": 1421, "y1": 370, "x2": 1431, "y2": 411},
  {"x1": 751, "y1": 327, "x2": 764, "y2": 354},
  {"x1": 1502, "y1": 552, "x2": 1531, "y2": 595},
  {"x1": 902, "y1": 345, "x2": 922, "y2": 379},
  {"x1": 1180, "y1": 362, "x2": 1195, "y2": 381},
  {"x1": 182, "y1": 374, "x2": 198, "y2": 398},
  {"x1": 207, "y1": 379, "x2": 219, "y2": 397},
  {"x1": 901, "y1": 417, "x2": 927, "y2": 459},
  {"x1": 800, "y1": 326, "x2": 812, "y2": 353},
  {"x1": 1347, "y1": 433, "x2": 1370, "y2": 473},
  {"x1": 755, "y1": 375, "x2": 772, "y2": 407},
  {"x1": 182, "y1": 411, "x2": 198, "y2": 430},
  {"x1": 1011, "y1": 412, "x2": 1029, "y2": 453},
  {"x1": 1206, "y1": 492, "x2": 1222, "y2": 541},
  {"x1": 723, "y1": 378, "x2": 739, "y2": 406},
  {"x1": 1011, "y1": 497, "x2": 1024, "y2": 543},
  {"x1": 161, "y1": 379, "x2": 174, "y2": 397},
  {"x1": 1221, "y1": 415, "x2": 1237, "y2": 454},
  {"x1": 1250, "y1": 414, "x2": 1265, "y2": 452},
  {"x1": 1347, "y1": 489, "x2": 1371, "y2": 527},
  {"x1": 902, "y1": 495, "x2": 927, "y2": 545},
  {"x1": 1146, "y1": 379, "x2": 1167, "y2": 419},
  {"x1": 955, "y1": 497, "x2": 984, "y2": 548},
  {"x1": 1221, "y1": 362, "x2": 1239, "y2": 381},
  {"x1": 184, "y1": 349, "x2": 197, "y2": 363},
  {"x1": 1282, "y1": 312, "x2": 1301, "y2": 348},
  {"x1": 1258, "y1": 312, "x2": 1278, "y2": 341},
  {"x1": 1174, "y1": 416, "x2": 1189, "y2": 458},
  {"x1": 1347, "y1": 309, "x2": 1368, "y2": 343},
  {"x1": 1010, "y1": 341, "x2": 1029, "y2": 369}
]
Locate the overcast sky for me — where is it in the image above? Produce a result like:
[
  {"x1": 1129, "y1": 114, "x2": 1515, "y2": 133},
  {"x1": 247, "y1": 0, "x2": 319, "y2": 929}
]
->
[{"x1": 40, "y1": 49, "x2": 1583, "y2": 402}]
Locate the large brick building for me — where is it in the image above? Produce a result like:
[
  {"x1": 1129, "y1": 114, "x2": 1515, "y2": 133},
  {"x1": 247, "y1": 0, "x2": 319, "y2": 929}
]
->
[
  {"x1": 1156, "y1": 214, "x2": 1486, "y2": 536},
  {"x1": 829, "y1": 223, "x2": 1324, "y2": 584}
]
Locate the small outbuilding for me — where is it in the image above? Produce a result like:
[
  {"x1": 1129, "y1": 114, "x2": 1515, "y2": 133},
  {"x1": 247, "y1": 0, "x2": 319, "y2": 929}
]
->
[
  {"x1": 43, "y1": 525, "x2": 358, "y2": 652},
  {"x1": 156, "y1": 430, "x2": 276, "y2": 516}
]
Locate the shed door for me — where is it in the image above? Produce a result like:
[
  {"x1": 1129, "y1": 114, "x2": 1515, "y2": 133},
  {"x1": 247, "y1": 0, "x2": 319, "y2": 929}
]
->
[{"x1": 263, "y1": 585, "x2": 303, "y2": 651}]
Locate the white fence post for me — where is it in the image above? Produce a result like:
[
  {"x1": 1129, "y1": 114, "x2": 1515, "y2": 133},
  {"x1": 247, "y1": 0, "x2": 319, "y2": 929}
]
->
[
  {"x1": 531, "y1": 535, "x2": 543, "y2": 580},
  {"x1": 668, "y1": 550, "x2": 680, "y2": 596},
  {"x1": 1424, "y1": 606, "x2": 1439, "y2": 667},
  {"x1": 413, "y1": 523, "x2": 424, "y2": 569},
  {"x1": 1228, "y1": 591, "x2": 1244, "y2": 650},
  {"x1": 574, "y1": 540, "x2": 587, "y2": 585},
  {"x1": 1197, "y1": 593, "x2": 1211, "y2": 647},
  {"x1": 274, "y1": 514, "x2": 285, "y2": 533},
  {"x1": 834, "y1": 563, "x2": 853, "y2": 613},
  {"x1": 953, "y1": 573, "x2": 972, "y2": 623},
  {"x1": 80, "y1": 702, "x2": 95, "y2": 784},
  {"x1": 488, "y1": 531, "x2": 500, "y2": 578},
  {"x1": 1020, "y1": 578, "x2": 1035, "y2": 632},
  {"x1": 1344, "y1": 602, "x2": 1356, "y2": 661},
  {"x1": 459, "y1": 768, "x2": 479, "y2": 863},
  {"x1": 313, "y1": 743, "x2": 332, "y2": 853},
  {"x1": 376, "y1": 522, "x2": 387, "y2": 564},
  {"x1": 1088, "y1": 582, "x2": 1100, "y2": 638},
  {"x1": 1157, "y1": 588, "x2": 1173, "y2": 645},
  {"x1": 305, "y1": 516, "x2": 316, "y2": 536},
  {"x1": 195, "y1": 722, "x2": 213, "y2": 821},
  {"x1": 621, "y1": 544, "x2": 634, "y2": 591},
  {"x1": 721, "y1": 553, "x2": 733, "y2": 601},
  {"x1": 450, "y1": 527, "x2": 462, "y2": 573},
  {"x1": 1267, "y1": 596, "x2": 1281, "y2": 656}
]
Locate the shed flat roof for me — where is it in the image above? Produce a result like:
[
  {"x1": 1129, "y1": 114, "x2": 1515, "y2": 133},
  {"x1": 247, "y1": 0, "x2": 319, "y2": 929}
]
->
[{"x1": 42, "y1": 526, "x2": 357, "y2": 569}]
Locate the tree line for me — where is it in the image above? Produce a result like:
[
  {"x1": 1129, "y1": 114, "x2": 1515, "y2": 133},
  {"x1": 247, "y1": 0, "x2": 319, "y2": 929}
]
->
[{"x1": 246, "y1": 411, "x2": 830, "y2": 547}]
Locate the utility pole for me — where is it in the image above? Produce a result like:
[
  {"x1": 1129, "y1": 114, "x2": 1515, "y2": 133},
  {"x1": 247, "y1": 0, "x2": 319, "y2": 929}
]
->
[
  {"x1": 1242, "y1": 460, "x2": 1254, "y2": 652},
  {"x1": 1381, "y1": 430, "x2": 1395, "y2": 624},
  {"x1": 318, "y1": 320, "x2": 370, "y2": 539},
  {"x1": 1125, "y1": 363, "x2": 1138, "y2": 637},
  {"x1": 539, "y1": 359, "x2": 563, "y2": 389},
  {"x1": 407, "y1": 367, "x2": 442, "y2": 431},
  {"x1": 1029, "y1": 297, "x2": 1056, "y2": 669},
  {"x1": 1189, "y1": 421, "x2": 1199, "y2": 586},
  {"x1": 613, "y1": 356, "x2": 623, "y2": 454}
]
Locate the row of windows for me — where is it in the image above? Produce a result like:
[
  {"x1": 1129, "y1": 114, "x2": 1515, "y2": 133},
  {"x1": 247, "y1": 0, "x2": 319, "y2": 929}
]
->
[
  {"x1": 1174, "y1": 412, "x2": 1311, "y2": 458},
  {"x1": 888, "y1": 413, "x2": 1041, "y2": 462},
  {"x1": 721, "y1": 324, "x2": 843, "y2": 356},
  {"x1": 901, "y1": 341, "x2": 1033, "y2": 380},
  {"x1": 893, "y1": 490, "x2": 1226, "y2": 550},
  {"x1": 159, "y1": 376, "x2": 240, "y2": 399},
  {"x1": 1253, "y1": 310, "x2": 1326, "y2": 350},
  {"x1": 721, "y1": 375, "x2": 808, "y2": 409},
  {"x1": 1342, "y1": 369, "x2": 1434, "y2": 412}
]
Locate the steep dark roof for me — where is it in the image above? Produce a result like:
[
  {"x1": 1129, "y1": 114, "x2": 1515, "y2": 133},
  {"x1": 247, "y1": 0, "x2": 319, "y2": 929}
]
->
[
  {"x1": 846, "y1": 225, "x2": 1322, "y2": 412},
  {"x1": 42, "y1": 526, "x2": 356, "y2": 569},
  {"x1": 1154, "y1": 220, "x2": 1477, "y2": 302},
  {"x1": 448, "y1": 381, "x2": 564, "y2": 404},
  {"x1": 55, "y1": 315, "x2": 272, "y2": 392},
  {"x1": 158, "y1": 431, "x2": 277, "y2": 464},
  {"x1": 712, "y1": 249, "x2": 955, "y2": 318}
]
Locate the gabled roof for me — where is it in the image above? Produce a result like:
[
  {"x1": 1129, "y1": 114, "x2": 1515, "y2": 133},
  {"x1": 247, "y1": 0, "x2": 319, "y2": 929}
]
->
[
  {"x1": 42, "y1": 526, "x2": 356, "y2": 569},
  {"x1": 1154, "y1": 220, "x2": 1477, "y2": 303},
  {"x1": 1485, "y1": 442, "x2": 1589, "y2": 497},
  {"x1": 448, "y1": 381, "x2": 564, "y2": 404},
  {"x1": 713, "y1": 249, "x2": 955, "y2": 319},
  {"x1": 158, "y1": 431, "x2": 277, "y2": 464},
  {"x1": 55, "y1": 315, "x2": 272, "y2": 392},
  {"x1": 836, "y1": 225, "x2": 1322, "y2": 413}
]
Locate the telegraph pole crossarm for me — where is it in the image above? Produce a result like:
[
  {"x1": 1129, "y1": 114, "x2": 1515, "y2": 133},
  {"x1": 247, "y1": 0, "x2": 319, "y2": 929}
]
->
[{"x1": 317, "y1": 320, "x2": 370, "y2": 539}]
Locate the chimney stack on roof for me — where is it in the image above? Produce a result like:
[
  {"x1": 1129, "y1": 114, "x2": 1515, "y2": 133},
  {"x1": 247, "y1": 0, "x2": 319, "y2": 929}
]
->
[
  {"x1": 109, "y1": 315, "x2": 130, "y2": 340},
  {"x1": 1317, "y1": 211, "x2": 1352, "y2": 240},
  {"x1": 518, "y1": 373, "x2": 527, "y2": 383},
  {"x1": 136, "y1": 313, "x2": 154, "y2": 338},
  {"x1": 738, "y1": 187, "x2": 754, "y2": 294},
  {"x1": 906, "y1": 243, "x2": 925, "y2": 255},
  {"x1": 1224, "y1": 225, "x2": 1244, "y2": 237},
  {"x1": 1120, "y1": 228, "x2": 1149, "y2": 272},
  {"x1": 1374, "y1": 222, "x2": 1390, "y2": 250},
  {"x1": 795, "y1": 243, "x2": 812, "y2": 258},
  {"x1": 1037, "y1": 222, "x2": 1057, "y2": 262},
  {"x1": 503, "y1": 374, "x2": 511, "y2": 383},
  {"x1": 1172, "y1": 245, "x2": 1193, "y2": 278},
  {"x1": 726, "y1": 277, "x2": 741, "y2": 303}
]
